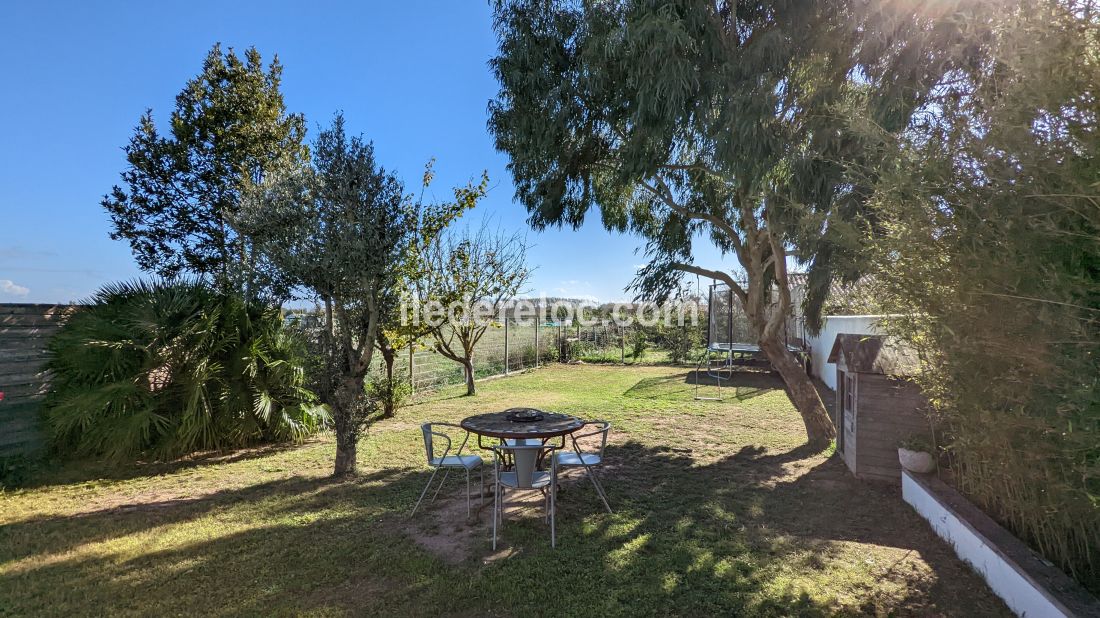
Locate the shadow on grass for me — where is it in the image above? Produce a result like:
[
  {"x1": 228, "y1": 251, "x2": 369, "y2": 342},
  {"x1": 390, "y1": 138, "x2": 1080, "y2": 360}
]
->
[
  {"x1": 1, "y1": 440, "x2": 1007, "y2": 616},
  {"x1": 684, "y1": 368, "x2": 786, "y2": 402},
  {"x1": 619, "y1": 368, "x2": 787, "y2": 402},
  {"x1": 540, "y1": 440, "x2": 1006, "y2": 615},
  {"x1": 17, "y1": 440, "x2": 320, "y2": 491}
]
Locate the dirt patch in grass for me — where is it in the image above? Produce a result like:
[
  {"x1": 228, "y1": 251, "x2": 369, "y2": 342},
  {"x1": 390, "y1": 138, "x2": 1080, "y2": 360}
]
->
[
  {"x1": 398, "y1": 491, "x2": 484, "y2": 565},
  {"x1": 400, "y1": 472, "x2": 592, "y2": 566}
]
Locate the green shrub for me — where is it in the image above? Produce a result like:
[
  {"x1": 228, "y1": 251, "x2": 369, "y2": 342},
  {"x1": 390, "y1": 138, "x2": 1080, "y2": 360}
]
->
[
  {"x1": 563, "y1": 339, "x2": 592, "y2": 361},
  {"x1": 630, "y1": 331, "x2": 648, "y2": 360},
  {"x1": 366, "y1": 375, "x2": 412, "y2": 419},
  {"x1": 44, "y1": 280, "x2": 328, "y2": 461},
  {"x1": 0, "y1": 454, "x2": 37, "y2": 489},
  {"x1": 660, "y1": 321, "x2": 702, "y2": 365},
  {"x1": 521, "y1": 344, "x2": 537, "y2": 367}
]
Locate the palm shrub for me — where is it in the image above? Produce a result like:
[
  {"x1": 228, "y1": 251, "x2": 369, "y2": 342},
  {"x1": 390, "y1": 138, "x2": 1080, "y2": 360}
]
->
[{"x1": 44, "y1": 280, "x2": 327, "y2": 461}]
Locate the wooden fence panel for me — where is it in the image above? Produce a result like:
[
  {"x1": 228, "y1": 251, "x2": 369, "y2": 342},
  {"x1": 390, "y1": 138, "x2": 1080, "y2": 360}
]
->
[{"x1": 0, "y1": 304, "x2": 77, "y2": 456}]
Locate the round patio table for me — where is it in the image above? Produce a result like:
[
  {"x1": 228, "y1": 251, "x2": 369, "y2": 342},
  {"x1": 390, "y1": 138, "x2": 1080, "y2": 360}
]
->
[
  {"x1": 462, "y1": 409, "x2": 584, "y2": 475},
  {"x1": 460, "y1": 408, "x2": 584, "y2": 442}
]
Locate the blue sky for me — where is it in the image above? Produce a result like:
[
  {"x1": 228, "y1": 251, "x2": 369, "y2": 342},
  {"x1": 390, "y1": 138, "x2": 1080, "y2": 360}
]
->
[{"x1": 0, "y1": 1, "x2": 728, "y2": 304}]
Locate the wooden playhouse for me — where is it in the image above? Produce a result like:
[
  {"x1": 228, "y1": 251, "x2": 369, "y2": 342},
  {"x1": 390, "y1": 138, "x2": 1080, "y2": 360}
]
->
[{"x1": 828, "y1": 333, "x2": 929, "y2": 481}]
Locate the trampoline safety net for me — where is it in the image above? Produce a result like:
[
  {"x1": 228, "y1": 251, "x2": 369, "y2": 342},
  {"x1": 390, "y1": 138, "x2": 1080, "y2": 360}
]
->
[{"x1": 706, "y1": 283, "x2": 804, "y2": 350}]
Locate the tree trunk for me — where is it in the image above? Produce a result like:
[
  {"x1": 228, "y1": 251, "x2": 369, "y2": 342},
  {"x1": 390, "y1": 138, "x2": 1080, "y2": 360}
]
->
[
  {"x1": 334, "y1": 429, "x2": 358, "y2": 476},
  {"x1": 381, "y1": 347, "x2": 396, "y2": 419},
  {"x1": 332, "y1": 375, "x2": 365, "y2": 476},
  {"x1": 463, "y1": 358, "x2": 476, "y2": 396},
  {"x1": 759, "y1": 337, "x2": 835, "y2": 448}
]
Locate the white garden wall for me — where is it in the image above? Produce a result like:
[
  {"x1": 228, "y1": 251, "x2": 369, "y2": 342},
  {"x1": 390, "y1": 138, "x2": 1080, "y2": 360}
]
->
[
  {"x1": 903, "y1": 470, "x2": 1100, "y2": 617},
  {"x1": 805, "y1": 315, "x2": 885, "y2": 390}
]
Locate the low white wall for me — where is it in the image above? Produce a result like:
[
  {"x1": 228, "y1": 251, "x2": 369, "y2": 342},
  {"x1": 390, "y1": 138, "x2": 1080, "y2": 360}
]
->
[
  {"x1": 805, "y1": 315, "x2": 884, "y2": 390},
  {"x1": 902, "y1": 471, "x2": 1085, "y2": 618}
]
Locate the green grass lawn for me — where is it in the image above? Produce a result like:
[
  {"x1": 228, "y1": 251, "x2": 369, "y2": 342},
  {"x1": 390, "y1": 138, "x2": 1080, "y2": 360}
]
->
[{"x1": 0, "y1": 365, "x2": 1007, "y2": 617}]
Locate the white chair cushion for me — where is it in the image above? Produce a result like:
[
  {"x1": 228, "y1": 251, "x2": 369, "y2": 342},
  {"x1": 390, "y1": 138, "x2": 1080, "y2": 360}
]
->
[
  {"x1": 554, "y1": 451, "x2": 602, "y2": 467},
  {"x1": 430, "y1": 454, "x2": 483, "y2": 469},
  {"x1": 497, "y1": 470, "x2": 551, "y2": 489}
]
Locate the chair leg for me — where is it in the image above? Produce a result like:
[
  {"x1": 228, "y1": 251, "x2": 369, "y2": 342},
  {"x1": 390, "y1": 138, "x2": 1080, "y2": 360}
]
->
[
  {"x1": 493, "y1": 476, "x2": 505, "y2": 550},
  {"x1": 581, "y1": 463, "x2": 613, "y2": 514},
  {"x1": 550, "y1": 471, "x2": 557, "y2": 548},
  {"x1": 410, "y1": 465, "x2": 442, "y2": 516},
  {"x1": 480, "y1": 466, "x2": 485, "y2": 509},
  {"x1": 430, "y1": 468, "x2": 451, "y2": 503}
]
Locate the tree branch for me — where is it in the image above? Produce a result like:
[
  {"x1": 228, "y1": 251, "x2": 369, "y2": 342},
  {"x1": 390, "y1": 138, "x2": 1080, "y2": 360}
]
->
[
  {"x1": 762, "y1": 221, "x2": 793, "y2": 342},
  {"x1": 638, "y1": 178, "x2": 745, "y2": 256},
  {"x1": 669, "y1": 262, "x2": 748, "y2": 305}
]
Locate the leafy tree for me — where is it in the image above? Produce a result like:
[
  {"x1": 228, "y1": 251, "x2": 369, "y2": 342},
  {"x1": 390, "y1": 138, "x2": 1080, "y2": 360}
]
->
[
  {"x1": 489, "y1": 0, "x2": 968, "y2": 446},
  {"x1": 412, "y1": 218, "x2": 531, "y2": 396},
  {"x1": 241, "y1": 113, "x2": 408, "y2": 476},
  {"x1": 102, "y1": 44, "x2": 307, "y2": 298},
  {"x1": 372, "y1": 162, "x2": 478, "y2": 416},
  {"x1": 44, "y1": 280, "x2": 325, "y2": 461}
]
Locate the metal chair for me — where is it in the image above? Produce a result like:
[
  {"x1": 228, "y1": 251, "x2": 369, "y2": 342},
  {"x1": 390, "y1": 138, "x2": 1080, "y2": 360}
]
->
[
  {"x1": 491, "y1": 442, "x2": 559, "y2": 549},
  {"x1": 410, "y1": 422, "x2": 484, "y2": 517},
  {"x1": 554, "y1": 420, "x2": 612, "y2": 513}
]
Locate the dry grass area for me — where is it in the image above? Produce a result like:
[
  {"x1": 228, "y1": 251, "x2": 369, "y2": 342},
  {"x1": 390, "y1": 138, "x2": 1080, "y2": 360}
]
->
[{"x1": 0, "y1": 364, "x2": 1008, "y2": 616}]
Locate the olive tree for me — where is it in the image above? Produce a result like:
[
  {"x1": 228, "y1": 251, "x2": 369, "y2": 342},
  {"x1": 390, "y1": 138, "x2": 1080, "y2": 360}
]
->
[{"x1": 242, "y1": 113, "x2": 408, "y2": 476}]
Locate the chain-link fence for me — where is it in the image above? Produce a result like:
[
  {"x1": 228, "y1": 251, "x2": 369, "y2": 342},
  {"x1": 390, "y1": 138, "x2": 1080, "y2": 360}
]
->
[
  {"x1": 377, "y1": 319, "x2": 686, "y2": 396},
  {"x1": 403, "y1": 321, "x2": 561, "y2": 394},
  {"x1": 293, "y1": 300, "x2": 774, "y2": 398}
]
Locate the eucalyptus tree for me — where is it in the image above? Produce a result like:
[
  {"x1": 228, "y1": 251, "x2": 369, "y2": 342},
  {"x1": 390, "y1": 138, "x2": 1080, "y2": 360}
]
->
[
  {"x1": 242, "y1": 114, "x2": 408, "y2": 476},
  {"x1": 489, "y1": 0, "x2": 968, "y2": 446},
  {"x1": 103, "y1": 44, "x2": 307, "y2": 299},
  {"x1": 412, "y1": 217, "x2": 531, "y2": 396}
]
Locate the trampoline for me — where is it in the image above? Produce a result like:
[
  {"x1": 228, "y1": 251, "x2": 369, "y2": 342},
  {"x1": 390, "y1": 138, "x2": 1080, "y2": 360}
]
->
[{"x1": 694, "y1": 283, "x2": 807, "y2": 401}]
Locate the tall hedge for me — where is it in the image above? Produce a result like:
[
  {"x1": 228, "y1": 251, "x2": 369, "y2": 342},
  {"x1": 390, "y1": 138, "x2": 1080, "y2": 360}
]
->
[
  {"x1": 44, "y1": 280, "x2": 328, "y2": 461},
  {"x1": 868, "y1": 0, "x2": 1100, "y2": 592}
]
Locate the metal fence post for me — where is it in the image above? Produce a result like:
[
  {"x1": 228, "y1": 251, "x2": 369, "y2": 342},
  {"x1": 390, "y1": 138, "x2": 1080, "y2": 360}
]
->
[
  {"x1": 534, "y1": 319, "x2": 539, "y2": 368},
  {"x1": 559, "y1": 323, "x2": 563, "y2": 362},
  {"x1": 621, "y1": 326, "x2": 626, "y2": 364},
  {"x1": 504, "y1": 317, "x2": 510, "y2": 375},
  {"x1": 409, "y1": 344, "x2": 415, "y2": 395}
]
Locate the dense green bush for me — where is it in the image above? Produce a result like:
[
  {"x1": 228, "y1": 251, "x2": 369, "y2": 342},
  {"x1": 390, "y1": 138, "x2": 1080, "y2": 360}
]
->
[
  {"x1": 366, "y1": 374, "x2": 411, "y2": 420},
  {"x1": 44, "y1": 280, "x2": 328, "y2": 461},
  {"x1": 0, "y1": 454, "x2": 37, "y2": 490},
  {"x1": 657, "y1": 321, "x2": 702, "y2": 364},
  {"x1": 868, "y1": 1, "x2": 1100, "y2": 592},
  {"x1": 630, "y1": 331, "x2": 648, "y2": 360}
]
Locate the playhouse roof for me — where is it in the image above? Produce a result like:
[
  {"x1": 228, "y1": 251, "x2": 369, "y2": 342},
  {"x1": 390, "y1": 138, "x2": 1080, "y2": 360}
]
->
[{"x1": 827, "y1": 333, "x2": 918, "y2": 376}]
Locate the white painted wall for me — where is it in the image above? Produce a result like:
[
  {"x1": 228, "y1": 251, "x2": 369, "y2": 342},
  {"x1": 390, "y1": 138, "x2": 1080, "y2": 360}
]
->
[
  {"x1": 805, "y1": 315, "x2": 885, "y2": 390},
  {"x1": 902, "y1": 471, "x2": 1077, "y2": 618}
]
